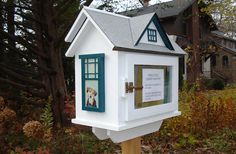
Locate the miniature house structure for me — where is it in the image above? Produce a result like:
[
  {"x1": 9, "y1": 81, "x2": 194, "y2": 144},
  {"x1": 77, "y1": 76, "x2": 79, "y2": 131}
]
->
[{"x1": 65, "y1": 6, "x2": 186, "y2": 143}]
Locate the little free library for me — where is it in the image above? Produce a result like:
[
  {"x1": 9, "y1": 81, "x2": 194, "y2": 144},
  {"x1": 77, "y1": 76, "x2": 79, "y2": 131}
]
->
[{"x1": 65, "y1": 6, "x2": 186, "y2": 143}]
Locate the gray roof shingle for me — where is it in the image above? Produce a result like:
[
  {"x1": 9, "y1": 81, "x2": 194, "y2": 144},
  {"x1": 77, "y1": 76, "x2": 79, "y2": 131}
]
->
[
  {"x1": 66, "y1": 7, "x2": 186, "y2": 56},
  {"x1": 121, "y1": 0, "x2": 195, "y2": 18}
]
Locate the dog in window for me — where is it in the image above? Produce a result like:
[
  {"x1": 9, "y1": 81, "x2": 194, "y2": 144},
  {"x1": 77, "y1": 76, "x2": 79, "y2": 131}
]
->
[{"x1": 86, "y1": 87, "x2": 97, "y2": 108}]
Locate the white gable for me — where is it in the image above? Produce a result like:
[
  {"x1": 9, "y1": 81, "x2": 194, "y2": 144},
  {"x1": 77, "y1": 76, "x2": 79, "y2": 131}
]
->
[
  {"x1": 65, "y1": 19, "x2": 113, "y2": 57},
  {"x1": 139, "y1": 21, "x2": 165, "y2": 46}
]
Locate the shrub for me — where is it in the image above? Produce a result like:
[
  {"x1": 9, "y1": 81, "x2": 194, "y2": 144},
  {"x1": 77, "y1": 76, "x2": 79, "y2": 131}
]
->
[
  {"x1": 0, "y1": 98, "x2": 17, "y2": 135},
  {"x1": 159, "y1": 83, "x2": 236, "y2": 138},
  {"x1": 206, "y1": 78, "x2": 225, "y2": 90},
  {"x1": 23, "y1": 121, "x2": 44, "y2": 139}
]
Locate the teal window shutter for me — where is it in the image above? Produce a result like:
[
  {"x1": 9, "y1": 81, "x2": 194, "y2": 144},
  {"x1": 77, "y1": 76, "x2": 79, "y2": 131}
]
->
[
  {"x1": 147, "y1": 28, "x2": 157, "y2": 42},
  {"x1": 79, "y1": 53, "x2": 105, "y2": 112}
]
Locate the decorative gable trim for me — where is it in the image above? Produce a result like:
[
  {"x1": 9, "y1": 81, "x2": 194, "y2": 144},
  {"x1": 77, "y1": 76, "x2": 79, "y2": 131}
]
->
[{"x1": 135, "y1": 14, "x2": 174, "y2": 50}]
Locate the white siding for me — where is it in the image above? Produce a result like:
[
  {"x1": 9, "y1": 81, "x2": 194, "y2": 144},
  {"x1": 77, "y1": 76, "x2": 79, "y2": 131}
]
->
[
  {"x1": 72, "y1": 20, "x2": 120, "y2": 130},
  {"x1": 117, "y1": 51, "x2": 180, "y2": 130}
]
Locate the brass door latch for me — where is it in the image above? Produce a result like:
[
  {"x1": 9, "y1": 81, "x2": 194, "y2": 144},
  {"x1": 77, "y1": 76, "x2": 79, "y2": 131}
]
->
[{"x1": 125, "y1": 82, "x2": 143, "y2": 93}]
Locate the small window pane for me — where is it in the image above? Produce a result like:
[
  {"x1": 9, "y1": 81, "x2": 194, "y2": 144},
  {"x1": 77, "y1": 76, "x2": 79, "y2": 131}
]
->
[
  {"x1": 88, "y1": 59, "x2": 95, "y2": 63},
  {"x1": 96, "y1": 63, "x2": 98, "y2": 74},
  {"x1": 85, "y1": 59, "x2": 88, "y2": 63},
  {"x1": 85, "y1": 65, "x2": 88, "y2": 73},
  {"x1": 89, "y1": 74, "x2": 95, "y2": 78},
  {"x1": 88, "y1": 64, "x2": 95, "y2": 73}
]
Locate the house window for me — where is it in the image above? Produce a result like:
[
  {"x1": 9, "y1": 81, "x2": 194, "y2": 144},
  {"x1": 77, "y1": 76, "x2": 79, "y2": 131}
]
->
[
  {"x1": 229, "y1": 41, "x2": 233, "y2": 48},
  {"x1": 147, "y1": 29, "x2": 157, "y2": 42},
  {"x1": 223, "y1": 39, "x2": 227, "y2": 46},
  {"x1": 211, "y1": 55, "x2": 216, "y2": 67},
  {"x1": 222, "y1": 55, "x2": 229, "y2": 67},
  {"x1": 79, "y1": 54, "x2": 105, "y2": 112}
]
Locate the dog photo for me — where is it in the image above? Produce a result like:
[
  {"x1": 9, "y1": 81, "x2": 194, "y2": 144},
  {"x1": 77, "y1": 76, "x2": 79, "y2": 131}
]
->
[
  {"x1": 86, "y1": 87, "x2": 97, "y2": 107},
  {"x1": 85, "y1": 80, "x2": 99, "y2": 108}
]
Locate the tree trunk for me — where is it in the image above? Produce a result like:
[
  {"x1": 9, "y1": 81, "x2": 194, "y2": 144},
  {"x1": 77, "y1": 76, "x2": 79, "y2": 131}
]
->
[
  {"x1": 190, "y1": 0, "x2": 201, "y2": 82},
  {"x1": 32, "y1": 0, "x2": 67, "y2": 127},
  {"x1": 46, "y1": 2, "x2": 68, "y2": 127}
]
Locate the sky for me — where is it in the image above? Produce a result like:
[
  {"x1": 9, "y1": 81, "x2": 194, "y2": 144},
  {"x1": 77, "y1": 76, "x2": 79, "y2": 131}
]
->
[
  {"x1": 149, "y1": 0, "x2": 172, "y2": 5},
  {"x1": 90, "y1": 0, "x2": 172, "y2": 12}
]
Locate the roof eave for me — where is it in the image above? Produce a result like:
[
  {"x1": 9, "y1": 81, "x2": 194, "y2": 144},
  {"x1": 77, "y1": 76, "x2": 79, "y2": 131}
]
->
[
  {"x1": 113, "y1": 46, "x2": 186, "y2": 57},
  {"x1": 65, "y1": 9, "x2": 87, "y2": 42}
]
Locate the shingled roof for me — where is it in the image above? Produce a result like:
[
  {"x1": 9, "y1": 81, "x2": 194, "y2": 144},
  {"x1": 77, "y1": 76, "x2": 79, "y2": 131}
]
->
[
  {"x1": 121, "y1": 0, "x2": 195, "y2": 18},
  {"x1": 65, "y1": 6, "x2": 186, "y2": 57}
]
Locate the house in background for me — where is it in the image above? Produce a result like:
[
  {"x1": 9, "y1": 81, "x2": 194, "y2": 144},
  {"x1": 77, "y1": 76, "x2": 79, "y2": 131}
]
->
[
  {"x1": 123, "y1": 0, "x2": 236, "y2": 83},
  {"x1": 202, "y1": 31, "x2": 236, "y2": 83}
]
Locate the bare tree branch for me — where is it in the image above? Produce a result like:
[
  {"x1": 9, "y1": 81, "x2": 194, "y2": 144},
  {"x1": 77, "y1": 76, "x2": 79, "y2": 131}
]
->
[
  {"x1": 0, "y1": 29, "x2": 48, "y2": 59},
  {"x1": 0, "y1": 77, "x2": 47, "y2": 98},
  {"x1": 0, "y1": 63, "x2": 44, "y2": 88}
]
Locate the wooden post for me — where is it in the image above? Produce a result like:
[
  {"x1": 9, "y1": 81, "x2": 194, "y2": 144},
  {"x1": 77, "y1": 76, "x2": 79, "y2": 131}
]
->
[{"x1": 121, "y1": 137, "x2": 141, "y2": 154}]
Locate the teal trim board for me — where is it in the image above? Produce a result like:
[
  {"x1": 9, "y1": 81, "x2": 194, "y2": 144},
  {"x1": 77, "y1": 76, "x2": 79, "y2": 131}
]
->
[
  {"x1": 79, "y1": 53, "x2": 105, "y2": 112},
  {"x1": 135, "y1": 14, "x2": 174, "y2": 50}
]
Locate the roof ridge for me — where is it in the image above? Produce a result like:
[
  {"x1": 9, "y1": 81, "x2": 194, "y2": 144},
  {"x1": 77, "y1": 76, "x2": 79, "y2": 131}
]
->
[
  {"x1": 83, "y1": 6, "x2": 130, "y2": 19},
  {"x1": 127, "y1": 18, "x2": 134, "y2": 45}
]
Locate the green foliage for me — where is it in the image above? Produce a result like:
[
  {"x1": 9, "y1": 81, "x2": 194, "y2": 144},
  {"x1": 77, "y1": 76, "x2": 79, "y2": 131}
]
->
[
  {"x1": 203, "y1": 128, "x2": 236, "y2": 152},
  {"x1": 176, "y1": 134, "x2": 198, "y2": 148},
  {"x1": 198, "y1": 0, "x2": 236, "y2": 38},
  {"x1": 40, "y1": 96, "x2": 53, "y2": 131}
]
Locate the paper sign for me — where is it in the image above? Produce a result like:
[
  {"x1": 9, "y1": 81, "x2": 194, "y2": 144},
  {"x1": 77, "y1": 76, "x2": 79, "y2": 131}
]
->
[{"x1": 142, "y1": 69, "x2": 164, "y2": 102}]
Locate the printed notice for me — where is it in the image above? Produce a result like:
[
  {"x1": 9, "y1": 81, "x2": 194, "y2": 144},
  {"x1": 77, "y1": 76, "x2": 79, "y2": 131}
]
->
[{"x1": 142, "y1": 69, "x2": 164, "y2": 102}]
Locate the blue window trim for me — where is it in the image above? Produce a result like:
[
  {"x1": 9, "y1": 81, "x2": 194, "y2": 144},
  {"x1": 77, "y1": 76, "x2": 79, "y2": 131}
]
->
[
  {"x1": 79, "y1": 53, "x2": 105, "y2": 112},
  {"x1": 147, "y1": 28, "x2": 157, "y2": 42}
]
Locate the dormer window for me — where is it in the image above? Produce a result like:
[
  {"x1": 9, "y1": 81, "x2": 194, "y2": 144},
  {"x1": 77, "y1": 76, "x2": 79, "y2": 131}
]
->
[{"x1": 147, "y1": 29, "x2": 157, "y2": 42}]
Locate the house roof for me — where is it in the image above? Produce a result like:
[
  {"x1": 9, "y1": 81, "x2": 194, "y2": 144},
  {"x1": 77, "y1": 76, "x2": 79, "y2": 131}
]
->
[
  {"x1": 211, "y1": 31, "x2": 236, "y2": 42},
  {"x1": 210, "y1": 31, "x2": 236, "y2": 55},
  {"x1": 121, "y1": 0, "x2": 195, "y2": 18},
  {"x1": 65, "y1": 6, "x2": 186, "y2": 57}
]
